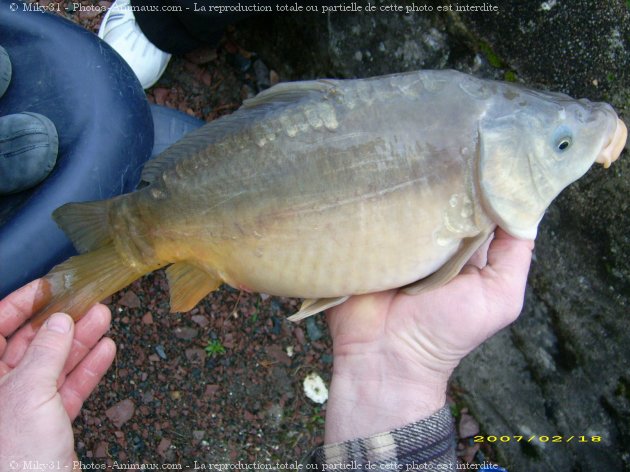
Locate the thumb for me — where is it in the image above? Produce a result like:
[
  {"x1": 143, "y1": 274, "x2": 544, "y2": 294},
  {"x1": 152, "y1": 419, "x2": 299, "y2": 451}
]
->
[
  {"x1": 485, "y1": 228, "x2": 534, "y2": 292},
  {"x1": 17, "y1": 313, "x2": 74, "y2": 387},
  {"x1": 482, "y1": 228, "x2": 534, "y2": 325}
]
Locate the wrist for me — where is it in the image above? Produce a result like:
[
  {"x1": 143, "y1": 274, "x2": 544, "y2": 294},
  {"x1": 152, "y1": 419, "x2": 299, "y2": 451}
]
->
[{"x1": 324, "y1": 352, "x2": 450, "y2": 444}]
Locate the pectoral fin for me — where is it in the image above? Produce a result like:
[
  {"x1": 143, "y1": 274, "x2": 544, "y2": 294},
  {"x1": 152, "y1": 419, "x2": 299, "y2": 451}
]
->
[
  {"x1": 402, "y1": 228, "x2": 494, "y2": 295},
  {"x1": 287, "y1": 296, "x2": 350, "y2": 322},
  {"x1": 166, "y1": 262, "x2": 222, "y2": 312}
]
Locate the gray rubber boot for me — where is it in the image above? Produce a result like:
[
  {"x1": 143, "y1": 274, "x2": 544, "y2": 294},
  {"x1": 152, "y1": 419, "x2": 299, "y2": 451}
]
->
[
  {"x1": 0, "y1": 112, "x2": 59, "y2": 195},
  {"x1": 0, "y1": 45, "x2": 11, "y2": 98}
]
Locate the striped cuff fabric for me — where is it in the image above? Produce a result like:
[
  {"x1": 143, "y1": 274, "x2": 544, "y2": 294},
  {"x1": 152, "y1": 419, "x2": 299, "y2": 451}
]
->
[{"x1": 308, "y1": 405, "x2": 456, "y2": 470}]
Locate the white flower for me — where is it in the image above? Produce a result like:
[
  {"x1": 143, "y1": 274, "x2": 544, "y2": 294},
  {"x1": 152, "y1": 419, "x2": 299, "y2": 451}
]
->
[{"x1": 303, "y1": 372, "x2": 328, "y2": 404}]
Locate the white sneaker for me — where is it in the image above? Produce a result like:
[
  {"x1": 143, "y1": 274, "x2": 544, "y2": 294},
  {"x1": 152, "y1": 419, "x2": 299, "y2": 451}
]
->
[{"x1": 98, "y1": 0, "x2": 172, "y2": 89}]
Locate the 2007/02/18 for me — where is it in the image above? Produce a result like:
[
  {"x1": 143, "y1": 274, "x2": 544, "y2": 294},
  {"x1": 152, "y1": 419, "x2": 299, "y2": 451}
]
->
[{"x1": 474, "y1": 435, "x2": 602, "y2": 443}]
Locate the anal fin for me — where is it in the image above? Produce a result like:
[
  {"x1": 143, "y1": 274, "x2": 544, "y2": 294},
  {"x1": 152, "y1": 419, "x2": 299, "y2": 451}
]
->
[
  {"x1": 402, "y1": 227, "x2": 494, "y2": 295},
  {"x1": 287, "y1": 296, "x2": 350, "y2": 322},
  {"x1": 166, "y1": 262, "x2": 222, "y2": 312}
]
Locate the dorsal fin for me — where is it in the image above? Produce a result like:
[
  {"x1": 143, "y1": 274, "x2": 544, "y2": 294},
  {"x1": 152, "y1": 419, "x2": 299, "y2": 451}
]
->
[
  {"x1": 141, "y1": 79, "x2": 338, "y2": 184},
  {"x1": 140, "y1": 113, "x2": 244, "y2": 184},
  {"x1": 52, "y1": 200, "x2": 111, "y2": 253},
  {"x1": 242, "y1": 79, "x2": 336, "y2": 109}
]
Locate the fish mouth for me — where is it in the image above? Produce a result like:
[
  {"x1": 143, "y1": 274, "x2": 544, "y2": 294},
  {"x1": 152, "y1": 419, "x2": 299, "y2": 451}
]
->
[{"x1": 596, "y1": 118, "x2": 627, "y2": 168}]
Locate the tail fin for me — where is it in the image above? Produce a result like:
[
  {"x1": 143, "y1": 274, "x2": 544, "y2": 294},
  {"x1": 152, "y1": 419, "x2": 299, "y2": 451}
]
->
[
  {"x1": 31, "y1": 244, "x2": 147, "y2": 327},
  {"x1": 32, "y1": 199, "x2": 160, "y2": 327}
]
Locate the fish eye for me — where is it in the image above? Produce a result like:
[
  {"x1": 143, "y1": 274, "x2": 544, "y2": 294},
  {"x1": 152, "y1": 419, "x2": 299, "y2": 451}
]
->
[
  {"x1": 557, "y1": 137, "x2": 572, "y2": 151},
  {"x1": 551, "y1": 124, "x2": 573, "y2": 156}
]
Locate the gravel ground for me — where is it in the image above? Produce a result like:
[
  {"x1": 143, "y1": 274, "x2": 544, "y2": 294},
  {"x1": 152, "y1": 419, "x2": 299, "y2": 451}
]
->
[{"x1": 39, "y1": 1, "x2": 492, "y2": 466}]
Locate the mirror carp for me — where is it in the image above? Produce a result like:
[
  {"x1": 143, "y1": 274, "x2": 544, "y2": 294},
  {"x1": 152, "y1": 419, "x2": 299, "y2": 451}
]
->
[{"x1": 31, "y1": 70, "x2": 627, "y2": 324}]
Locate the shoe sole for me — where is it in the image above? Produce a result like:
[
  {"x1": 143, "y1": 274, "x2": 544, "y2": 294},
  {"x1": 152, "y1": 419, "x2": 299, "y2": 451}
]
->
[
  {"x1": 0, "y1": 112, "x2": 59, "y2": 195},
  {"x1": 0, "y1": 45, "x2": 12, "y2": 99}
]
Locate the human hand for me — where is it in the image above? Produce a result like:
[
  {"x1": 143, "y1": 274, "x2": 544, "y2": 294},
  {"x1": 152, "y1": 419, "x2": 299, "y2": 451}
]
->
[
  {"x1": 324, "y1": 228, "x2": 534, "y2": 443},
  {"x1": 0, "y1": 279, "x2": 116, "y2": 466}
]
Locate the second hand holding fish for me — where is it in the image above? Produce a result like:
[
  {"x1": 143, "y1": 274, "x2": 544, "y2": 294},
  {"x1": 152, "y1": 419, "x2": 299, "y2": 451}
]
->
[{"x1": 324, "y1": 228, "x2": 534, "y2": 444}]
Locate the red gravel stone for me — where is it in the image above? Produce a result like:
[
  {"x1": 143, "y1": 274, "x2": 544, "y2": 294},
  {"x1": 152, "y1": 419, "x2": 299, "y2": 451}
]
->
[
  {"x1": 157, "y1": 438, "x2": 172, "y2": 456},
  {"x1": 105, "y1": 399, "x2": 135, "y2": 428},
  {"x1": 153, "y1": 88, "x2": 170, "y2": 106},
  {"x1": 185, "y1": 348, "x2": 206, "y2": 364},
  {"x1": 204, "y1": 384, "x2": 220, "y2": 398},
  {"x1": 93, "y1": 441, "x2": 108, "y2": 458},
  {"x1": 173, "y1": 326, "x2": 199, "y2": 340},
  {"x1": 118, "y1": 291, "x2": 141, "y2": 308},
  {"x1": 191, "y1": 314, "x2": 210, "y2": 327}
]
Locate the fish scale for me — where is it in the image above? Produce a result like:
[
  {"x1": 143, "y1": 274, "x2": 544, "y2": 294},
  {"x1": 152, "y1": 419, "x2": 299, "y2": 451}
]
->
[{"x1": 31, "y1": 70, "x2": 626, "y2": 325}]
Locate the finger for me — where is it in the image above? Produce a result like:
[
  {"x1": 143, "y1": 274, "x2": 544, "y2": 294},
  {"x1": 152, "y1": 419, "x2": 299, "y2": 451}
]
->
[
  {"x1": 15, "y1": 313, "x2": 74, "y2": 387},
  {"x1": 481, "y1": 227, "x2": 534, "y2": 321},
  {"x1": 1, "y1": 303, "x2": 110, "y2": 369},
  {"x1": 1, "y1": 321, "x2": 36, "y2": 367},
  {"x1": 60, "y1": 337, "x2": 116, "y2": 421},
  {"x1": 0, "y1": 361, "x2": 9, "y2": 377},
  {"x1": 63, "y1": 304, "x2": 112, "y2": 376},
  {"x1": 485, "y1": 228, "x2": 534, "y2": 279},
  {"x1": 0, "y1": 335, "x2": 5, "y2": 357},
  {"x1": 0, "y1": 279, "x2": 51, "y2": 338}
]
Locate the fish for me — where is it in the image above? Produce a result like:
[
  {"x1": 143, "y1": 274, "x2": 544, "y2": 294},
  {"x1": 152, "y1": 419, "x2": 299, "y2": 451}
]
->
[{"x1": 31, "y1": 69, "x2": 627, "y2": 325}]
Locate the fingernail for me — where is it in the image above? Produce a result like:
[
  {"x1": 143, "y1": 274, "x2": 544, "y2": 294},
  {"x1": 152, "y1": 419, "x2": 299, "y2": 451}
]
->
[{"x1": 46, "y1": 313, "x2": 72, "y2": 333}]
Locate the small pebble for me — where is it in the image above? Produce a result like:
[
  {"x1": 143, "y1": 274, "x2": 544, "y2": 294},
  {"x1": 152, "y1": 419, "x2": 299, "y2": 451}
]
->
[
  {"x1": 105, "y1": 399, "x2": 135, "y2": 428},
  {"x1": 240, "y1": 84, "x2": 256, "y2": 101},
  {"x1": 185, "y1": 46, "x2": 218, "y2": 65},
  {"x1": 173, "y1": 326, "x2": 199, "y2": 340},
  {"x1": 232, "y1": 53, "x2": 251, "y2": 72},
  {"x1": 265, "y1": 344, "x2": 290, "y2": 366},
  {"x1": 305, "y1": 317, "x2": 323, "y2": 341},
  {"x1": 303, "y1": 372, "x2": 328, "y2": 404},
  {"x1": 153, "y1": 88, "x2": 170, "y2": 106},
  {"x1": 271, "y1": 316, "x2": 282, "y2": 335},
  {"x1": 118, "y1": 290, "x2": 141, "y2": 308},
  {"x1": 458, "y1": 412, "x2": 480, "y2": 438},
  {"x1": 270, "y1": 70, "x2": 280, "y2": 86},
  {"x1": 185, "y1": 348, "x2": 206, "y2": 364},
  {"x1": 93, "y1": 441, "x2": 108, "y2": 458},
  {"x1": 157, "y1": 437, "x2": 171, "y2": 456},
  {"x1": 204, "y1": 384, "x2": 219, "y2": 397},
  {"x1": 253, "y1": 59, "x2": 271, "y2": 90},
  {"x1": 294, "y1": 326, "x2": 306, "y2": 345},
  {"x1": 191, "y1": 315, "x2": 209, "y2": 327},
  {"x1": 155, "y1": 345, "x2": 167, "y2": 359}
]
